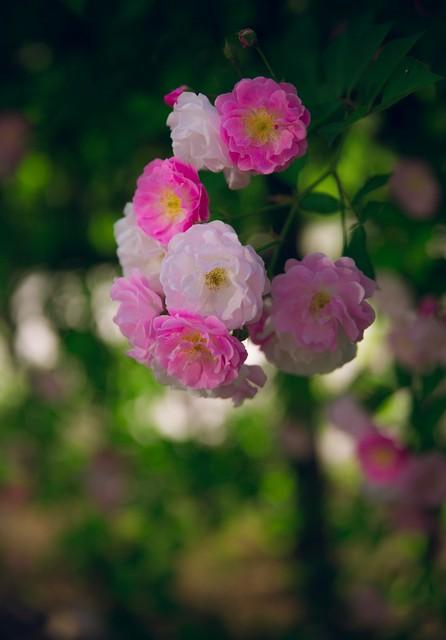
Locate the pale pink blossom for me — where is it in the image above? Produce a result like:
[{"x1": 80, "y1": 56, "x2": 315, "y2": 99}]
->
[
  {"x1": 114, "y1": 203, "x2": 166, "y2": 295},
  {"x1": 249, "y1": 298, "x2": 356, "y2": 376},
  {"x1": 207, "y1": 364, "x2": 267, "y2": 406},
  {"x1": 397, "y1": 453, "x2": 446, "y2": 507},
  {"x1": 389, "y1": 158, "x2": 441, "y2": 219},
  {"x1": 110, "y1": 270, "x2": 163, "y2": 349},
  {"x1": 215, "y1": 77, "x2": 310, "y2": 174},
  {"x1": 376, "y1": 276, "x2": 446, "y2": 372},
  {"x1": 164, "y1": 85, "x2": 188, "y2": 107},
  {"x1": 329, "y1": 397, "x2": 410, "y2": 486},
  {"x1": 148, "y1": 312, "x2": 247, "y2": 390},
  {"x1": 374, "y1": 272, "x2": 413, "y2": 322},
  {"x1": 328, "y1": 396, "x2": 375, "y2": 439},
  {"x1": 133, "y1": 157, "x2": 209, "y2": 245},
  {"x1": 356, "y1": 432, "x2": 410, "y2": 486},
  {"x1": 160, "y1": 221, "x2": 268, "y2": 330},
  {"x1": 389, "y1": 312, "x2": 446, "y2": 373},
  {"x1": 271, "y1": 253, "x2": 376, "y2": 352}
]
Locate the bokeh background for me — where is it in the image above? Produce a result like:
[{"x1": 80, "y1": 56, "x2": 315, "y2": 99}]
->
[{"x1": 1, "y1": 0, "x2": 446, "y2": 638}]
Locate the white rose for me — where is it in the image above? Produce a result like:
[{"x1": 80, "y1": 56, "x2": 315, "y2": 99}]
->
[
  {"x1": 160, "y1": 221, "x2": 268, "y2": 330},
  {"x1": 114, "y1": 203, "x2": 166, "y2": 295},
  {"x1": 167, "y1": 92, "x2": 250, "y2": 190}
]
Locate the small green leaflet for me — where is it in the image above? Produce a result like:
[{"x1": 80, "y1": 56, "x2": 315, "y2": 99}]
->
[
  {"x1": 378, "y1": 56, "x2": 442, "y2": 111},
  {"x1": 353, "y1": 174, "x2": 391, "y2": 208},
  {"x1": 345, "y1": 225, "x2": 375, "y2": 279},
  {"x1": 300, "y1": 192, "x2": 340, "y2": 214}
]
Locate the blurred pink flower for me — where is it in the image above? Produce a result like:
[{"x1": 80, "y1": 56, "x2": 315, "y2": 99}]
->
[
  {"x1": 0, "y1": 112, "x2": 29, "y2": 180},
  {"x1": 418, "y1": 295, "x2": 440, "y2": 317},
  {"x1": 374, "y1": 272, "x2": 413, "y2": 322},
  {"x1": 328, "y1": 395, "x2": 374, "y2": 439},
  {"x1": 215, "y1": 77, "x2": 310, "y2": 174},
  {"x1": 329, "y1": 397, "x2": 410, "y2": 486},
  {"x1": 111, "y1": 270, "x2": 163, "y2": 349},
  {"x1": 388, "y1": 503, "x2": 437, "y2": 533},
  {"x1": 164, "y1": 85, "x2": 188, "y2": 107},
  {"x1": 271, "y1": 253, "x2": 376, "y2": 352},
  {"x1": 85, "y1": 450, "x2": 129, "y2": 512},
  {"x1": 389, "y1": 312, "x2": 446, "y2": 373},
  {"x1": 389, "y1": 158, "x2": 441, "y2": 219},
  {"x1": 397, "y1": 453, "x2": 446, "y2": 508},
  {"x1": 133, "y1": 157, "x2": 209, "y2": 245},
  {"x1": 356, "y1": 431, "x2": 410, "y2": 486},
  {"x1": 149, "y1": 311, "x2": 247, "y2": 390}
]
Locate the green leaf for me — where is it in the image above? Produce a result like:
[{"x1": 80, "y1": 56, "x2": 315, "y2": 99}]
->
[
  {"x1": 345, "y1": 225, "x2": 375, "y2": 279},
  {"x1": 353, "y1": 174, "x2": 391, "y2": 207},
  {"x1": 317, "y1": 105, "x2": 368, "y2": 143},
  {"x1": 378, "y1": 56, "x2": 442, "y2": 111},
  {"x1": 359, "y1": 200, "x2": 386, "y2": 223},
  {"x1": 324, "y1": 15, "x2": 391, "y2": 98},
  {"x1": 300, "y1": 192, "x2": 340, "y2": 214},
  {"x1": 358, "y1": 33, "x2": 422, "y2": 107}
]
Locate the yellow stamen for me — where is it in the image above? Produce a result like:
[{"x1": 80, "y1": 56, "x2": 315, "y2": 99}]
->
[
  {"x1": 371, "y1": 447, "x2": 395, "y2": 468},
  {"x1": 159, "y1": 189, "x2": 183, "y2": 220},
  {"x1": 244, "y1": 108, "x2": 277, "y2": 144},
  {"x1": 182, "y1": 331, "x2": 215, "y2": 361},
  {"x1": 205, "y1": 267, "x2": 229, "y2": 291},
  {"x1": 309, "y1": 291, "x2": 331, "y2": 314}
]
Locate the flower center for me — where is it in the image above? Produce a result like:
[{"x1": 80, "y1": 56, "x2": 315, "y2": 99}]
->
[
  {"x1": 309, "y1": 291, "x2": 331, "y2": 315},
  {"x1": 205, "y1": 267, "x2": 229, "y2": 291},
  {"x1": 159, "y1": 189, "x2": 184, "y2": 221},
  {"x1": 371, "y1": 447, "x2": 395, "y2": 468},
  {"x1": 244, "y1": 108, "x2": 277, "y2": 144},
  {"x1": 182, "y1": 331, "x2": 214, "y2": 361}
]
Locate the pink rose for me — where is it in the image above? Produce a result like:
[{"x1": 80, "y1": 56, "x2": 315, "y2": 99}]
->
[
  {"x1": 111, "y1": 270, "x2": 163, "y2": 349},
  {"x1": 133, "y1": 157, "x2": 209, "y2": 245},
  {"x1": 149, "y1": 311, "x2": 247, "y2": 390},
  {"x1": 271, "y1": 253, "x2": 376, "y2": 352},
  {"x1": 249, "y1": 297, "x2": 356, "y2": 376},
  {"x1": 215, "y1": 77, "x2": 310, "y2": 174}
]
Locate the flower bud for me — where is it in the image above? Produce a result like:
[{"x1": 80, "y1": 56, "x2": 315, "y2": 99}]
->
[{"x1": 237, "y1": 28, "x2": 257, "y2": 48}]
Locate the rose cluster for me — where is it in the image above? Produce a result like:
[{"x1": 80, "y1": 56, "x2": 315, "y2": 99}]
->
[{"x1": 111, "y1": 77, "x2": 376, "y2": 405}]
